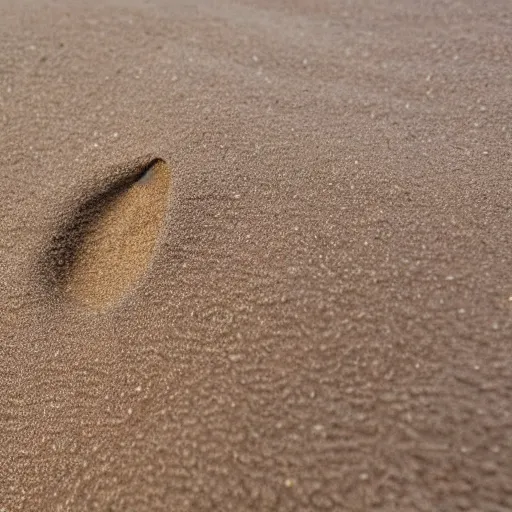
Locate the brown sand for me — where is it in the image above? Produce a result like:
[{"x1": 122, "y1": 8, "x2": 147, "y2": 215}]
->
[{"x1": 1, "y1": 0, "x2": 511, "y2": 510}]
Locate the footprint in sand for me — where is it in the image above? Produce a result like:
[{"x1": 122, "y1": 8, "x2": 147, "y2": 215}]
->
[{"x1": 44, "y1": 157, "x2": 171, "y2": 311}]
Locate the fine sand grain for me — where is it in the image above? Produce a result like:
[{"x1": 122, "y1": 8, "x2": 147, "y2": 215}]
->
[{"x1": 1, "y1": 0, "x2": 511, "y2": 511}]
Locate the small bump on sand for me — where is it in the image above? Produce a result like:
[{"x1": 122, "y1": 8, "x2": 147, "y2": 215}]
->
[{"x1": 61, "y1": 159, "x2": 171, "y2": 310}]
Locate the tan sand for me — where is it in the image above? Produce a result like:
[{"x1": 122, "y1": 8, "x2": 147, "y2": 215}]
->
[
  {"x1": 65, "y1": 159, "x2": 170, "y2": 310},
  {"x1": 1, "y1": 0, "x2": 511, "y2": 510}
]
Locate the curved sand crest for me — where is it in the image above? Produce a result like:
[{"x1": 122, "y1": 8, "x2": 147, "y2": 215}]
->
[{"x1": 52, "y1": 159, "x2": 171, "y2": 310}]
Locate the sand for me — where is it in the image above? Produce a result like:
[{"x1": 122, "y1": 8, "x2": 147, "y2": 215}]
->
[
  {"x1": 60, "y1": 159, "x2": 171, "y2": 310},
  {"x1": 1, "y1": 0, "x2": 511, "y2": 510}
]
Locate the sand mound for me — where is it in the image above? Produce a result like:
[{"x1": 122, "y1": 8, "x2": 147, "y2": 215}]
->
[{"x1": 48, "y1": 159, "x2": 171, "y2": 310}]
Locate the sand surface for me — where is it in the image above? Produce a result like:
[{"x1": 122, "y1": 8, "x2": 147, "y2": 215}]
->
[{"x1": 1, "y1": 0, "x2": 511, "y2": 510}]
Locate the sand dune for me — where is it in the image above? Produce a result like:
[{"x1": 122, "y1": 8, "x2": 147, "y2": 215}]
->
[{"x1": 1, "y1": 0, "x2": 511, "y2": 510}]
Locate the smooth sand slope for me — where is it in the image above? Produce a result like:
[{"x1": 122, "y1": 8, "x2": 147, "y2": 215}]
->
[{"x1": 1, "y1": 0, "x2": 511, "y2": 510}]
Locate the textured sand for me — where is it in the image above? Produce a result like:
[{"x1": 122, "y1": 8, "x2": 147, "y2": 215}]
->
[{"x1": 1, "y1": 0, "x2": 511, "y2": 510}]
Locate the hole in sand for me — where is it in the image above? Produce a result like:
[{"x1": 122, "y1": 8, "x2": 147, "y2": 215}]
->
[{"x1": 47, "y1": 158, "x2": 171, "y2": 310}]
